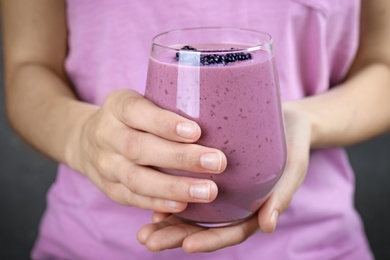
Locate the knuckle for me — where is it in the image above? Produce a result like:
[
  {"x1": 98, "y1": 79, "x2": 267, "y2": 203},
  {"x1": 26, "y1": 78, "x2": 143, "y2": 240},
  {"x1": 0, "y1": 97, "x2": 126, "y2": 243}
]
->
[
  {"x1": 121, "y1": 94, "x2": 142, "y2": 125},
  {"x1": 106, "y1": 89, "x2": 128, "y2": 103},
  {"x1": 153, "y1": 113, "x2": 175, "y2": 135},
  {"x1": 124, "y1": 192, "x2": 154, "y2": 211},
  {"x1": 105, "y1": 90, "x2": 117, "y2": 102},
  {"x1": 93, "y1": 122, "x2": 108, "y2": 143},
  {"x1": 95, "y1": 154, "x2": 112, "y2": 175},
  {"x1": 122, "y1": 191, "x2": 137, "y2": 206},
  {"x1": 151, "y1": 198, "x2": 177, "y2": 213},
  {"x1": 111, "y1": 182, "x2": 136, "y2": 207},
  {"x1": 101, "y1": 182, "x2": 124, "y2": 205},
  {"x1": 236, "y1": 228, "x2": 248, "y2": 243},
  {"x1": 104, "y1": 90, "x2": 123, "y2": 109},
  {"x1": 172, "y1": 148, "x2": 190, "y2": 166},
  {"x1": 151, "y1": 199, "x2": 165, "y2": 212},
  {"x1": 164, "y1": 179, "x2": 180, "y2": 197},
  {"x1": 164, "y1": 178, "x2": 188, "y2": 198},
  {"x1": 162, "y1": 176, "x2": 194, "y2": 203},
  {"x1": 103, "y1": 184, "x2": 116, "y2": 200},
  {"x1": 104, "y1": 89, "x2": 143, "y2": 125},
  {"x1": 123, "y1": 168, "x2": 141, "y2": 194},
  {"x1": 86, "y1": 112, "x2": 111, "y2": 146},
  {"x1": 123, "y1": 189, "x2": 134, "y2": 202},
  {"x1": 123, "y1": 131, "x2": 143, "y2": 163}
]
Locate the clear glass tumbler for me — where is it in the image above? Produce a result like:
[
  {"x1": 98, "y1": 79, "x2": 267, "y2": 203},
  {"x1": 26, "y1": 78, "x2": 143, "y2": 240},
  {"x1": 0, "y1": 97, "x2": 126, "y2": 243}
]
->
[{"x1": 145, "y1": 27, "x2": 287, "y2": 227}]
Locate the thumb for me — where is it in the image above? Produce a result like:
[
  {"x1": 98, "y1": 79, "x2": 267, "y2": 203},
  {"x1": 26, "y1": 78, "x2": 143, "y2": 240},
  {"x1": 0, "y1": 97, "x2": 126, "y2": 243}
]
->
[{"x1": 257, "y1": 152, "x2": 309, "y2": 233}]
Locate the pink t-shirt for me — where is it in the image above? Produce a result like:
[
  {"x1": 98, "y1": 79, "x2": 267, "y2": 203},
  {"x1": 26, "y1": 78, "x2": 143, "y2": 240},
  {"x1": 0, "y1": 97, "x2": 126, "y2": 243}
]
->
[{"x1": 32, "y1": 0, "x2": 374, "y2": 259}]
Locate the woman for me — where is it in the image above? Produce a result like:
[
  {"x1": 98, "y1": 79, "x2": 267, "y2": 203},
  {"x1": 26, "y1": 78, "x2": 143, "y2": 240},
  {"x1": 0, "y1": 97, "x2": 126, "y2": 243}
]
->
[{"x1": 1, "y1": 0, "x2": 389, "y2": 259}]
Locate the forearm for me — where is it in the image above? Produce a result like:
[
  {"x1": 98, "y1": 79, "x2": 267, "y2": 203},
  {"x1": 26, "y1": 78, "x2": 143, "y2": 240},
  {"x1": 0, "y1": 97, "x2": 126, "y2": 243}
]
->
[
  {"x1": 295, "y1": 62, "x2": 390, "y2": 148},
  {"x1": 0, "y1": 0, "x2": 92, "y2": 165},
  {"x1": 5, "y1": 63, "x2": 98, "y2": 165}
]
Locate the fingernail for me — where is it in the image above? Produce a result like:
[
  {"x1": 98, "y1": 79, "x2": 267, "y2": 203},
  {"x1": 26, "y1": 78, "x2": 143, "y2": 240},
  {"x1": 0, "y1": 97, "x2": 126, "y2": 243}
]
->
[
  {"x1": 166, "y1": 200, "x2": 180, "y2": 209},
  {"x1": 176, "y1": 122, "x2": 198, "y2": 139},
  {"x1": 200, "y1": 152, "x2": 222, "y2": 172},
  {"x1": 271, "y1": 210, "x2": 279, "y2": 231},
  {"x1": 189, "y1": 183, "x2": 211, "y2": 200}
]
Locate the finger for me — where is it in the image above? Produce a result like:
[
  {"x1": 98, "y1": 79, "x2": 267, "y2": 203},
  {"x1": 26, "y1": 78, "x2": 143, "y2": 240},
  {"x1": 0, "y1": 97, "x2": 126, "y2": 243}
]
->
[
  {"x1": 137, "y1": 215, "x2": 181, "y2": 245},
  {"x1": 257, "y1": 105, "x2": 311, "y2": 233},
  {"x1": 113, "y1": 158, "x2": 219, "y2": 203},
  {"x1": 151, "y1": 212, "x2": 171, "y2": 223},
  {"x1": 182, "y1": 215, "x2": 259, "y2": 253},
  {"x1": 106, "y1": 89, "x2": 201, "y2": 143},
  {"x1": 93, "y1": 153, "x2": 219, "y2": 203},
  {"x1": 137, "y1": 214, "x2": 259, "y2": 253},
  {"x1": 101, "y1": 180, "x2": 188, "y2": 213},
  {"x1": 137, "y1": 215, "x2": 206, "y2": 251},
  {"x1": 258, "y1": 145, "x2": 309, "y2": 233},
  {"x1": 113, "y1": 127, "x2": 227, "y2": 173}
]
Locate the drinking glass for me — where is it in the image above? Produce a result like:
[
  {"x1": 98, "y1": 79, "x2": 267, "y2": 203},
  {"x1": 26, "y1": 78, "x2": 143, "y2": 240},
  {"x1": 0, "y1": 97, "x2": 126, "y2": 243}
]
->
[{"x1": 145, "y1": 27, "x2": 286, "y2": 227}]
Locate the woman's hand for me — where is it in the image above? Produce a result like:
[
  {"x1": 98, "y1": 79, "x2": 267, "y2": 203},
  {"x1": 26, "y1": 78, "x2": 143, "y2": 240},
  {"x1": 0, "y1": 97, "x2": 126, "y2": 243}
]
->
[
  {"x1": 67, "y1": 89, "x2": 227, "y2": 213},
  {"x1": 136, "y1": 102, "x2": 312, "y2": 253}
]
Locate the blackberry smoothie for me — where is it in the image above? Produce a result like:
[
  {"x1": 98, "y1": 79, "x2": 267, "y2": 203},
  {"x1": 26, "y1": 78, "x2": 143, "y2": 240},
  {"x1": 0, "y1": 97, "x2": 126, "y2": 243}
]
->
[{"x1": 145, "y1": 29, "x2": 286, "y2": 227}]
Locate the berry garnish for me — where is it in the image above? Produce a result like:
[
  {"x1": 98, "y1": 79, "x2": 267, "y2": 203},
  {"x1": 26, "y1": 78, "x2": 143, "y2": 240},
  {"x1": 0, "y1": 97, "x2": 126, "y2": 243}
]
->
[
  {"x1": 175, "y1": 45, "x2": 252, "y2": 66},
  {"x1": 181, "y1": 45, "x2": 198, "y2": 51}
]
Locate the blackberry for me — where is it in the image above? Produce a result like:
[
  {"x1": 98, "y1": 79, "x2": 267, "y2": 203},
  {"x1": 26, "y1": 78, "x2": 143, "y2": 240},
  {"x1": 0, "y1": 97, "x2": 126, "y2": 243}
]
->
[
  {"x1": 175, "y1": 45, "x2": 199, "y2": 65},
  {"x1": 175, "y1": 45, "x2": 252, "y2": 66},
  {"x1": 200, "y1": 54, "x2": 227, "y2": 66},
  {"x1": 181, "y1": 45, "x2": 198, "y2": 51}
]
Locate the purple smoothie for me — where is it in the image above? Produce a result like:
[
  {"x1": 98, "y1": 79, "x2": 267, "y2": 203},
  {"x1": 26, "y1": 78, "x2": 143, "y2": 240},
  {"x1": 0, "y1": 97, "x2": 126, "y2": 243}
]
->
[{"x1": 145, "y1": 43, "x2": 286, "y2": 226}]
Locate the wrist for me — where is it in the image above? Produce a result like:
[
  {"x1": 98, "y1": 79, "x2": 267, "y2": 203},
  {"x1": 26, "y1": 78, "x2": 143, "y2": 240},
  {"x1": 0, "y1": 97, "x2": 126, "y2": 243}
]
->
[
  {"x1": 282, "y1": 101, "x2": 320, "y2": 148},
  {"x1": 64, "y1": 100, "x2": 99, "y2": 173},
  {"x1": 285, "y1": 89, "x2": 354, "y2": 149}
]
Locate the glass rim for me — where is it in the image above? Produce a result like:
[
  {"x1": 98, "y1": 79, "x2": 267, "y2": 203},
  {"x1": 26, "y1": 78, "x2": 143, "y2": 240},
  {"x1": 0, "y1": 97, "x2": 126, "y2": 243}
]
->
[{"x1": 151, "y1": 27, "x2": 273, "y2": 52}]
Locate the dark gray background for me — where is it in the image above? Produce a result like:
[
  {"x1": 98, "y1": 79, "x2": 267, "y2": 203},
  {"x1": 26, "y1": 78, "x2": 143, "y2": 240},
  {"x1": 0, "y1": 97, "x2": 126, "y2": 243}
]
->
[{"x1": 1, "y1": 44, "x2": 390, "y2": 259}]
